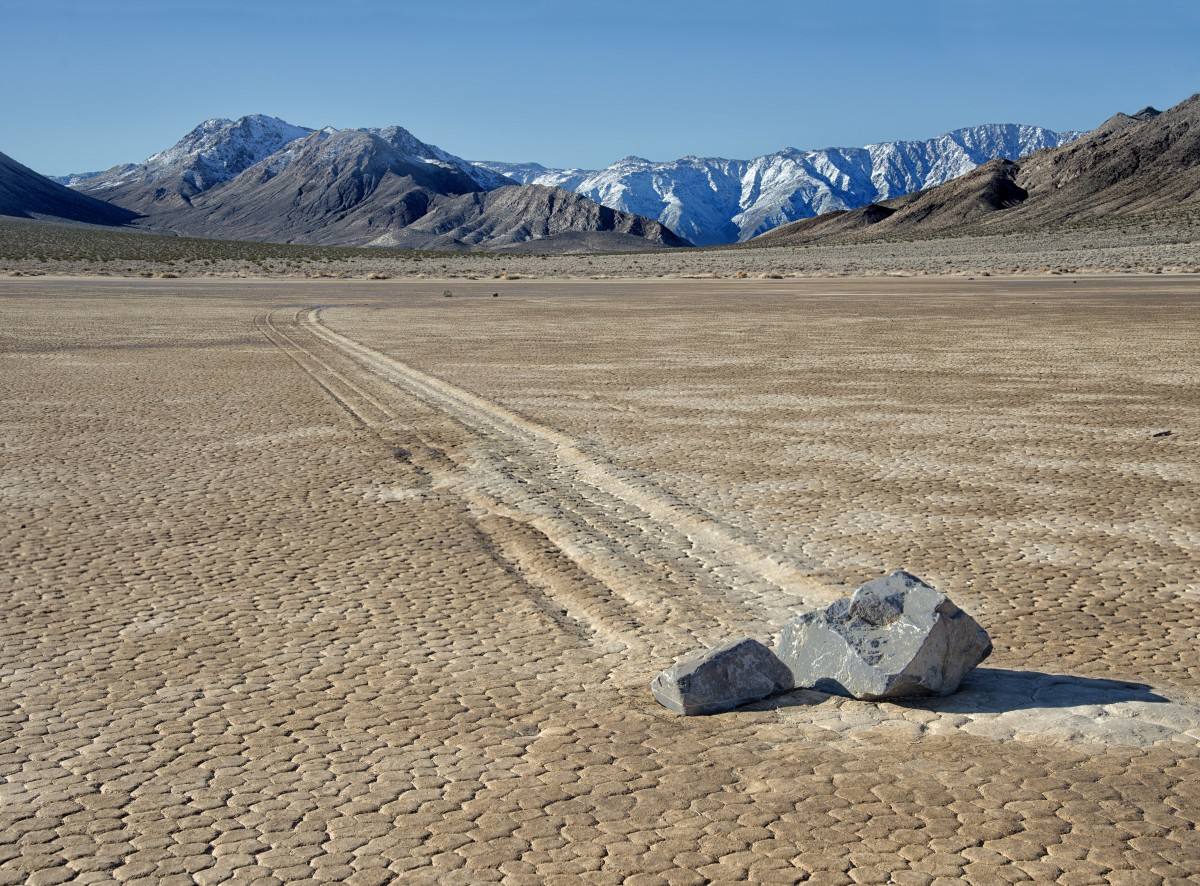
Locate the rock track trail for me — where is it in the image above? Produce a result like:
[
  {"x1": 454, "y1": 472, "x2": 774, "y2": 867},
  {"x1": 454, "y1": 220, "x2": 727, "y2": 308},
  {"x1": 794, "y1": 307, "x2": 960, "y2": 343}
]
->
[
  {"x1": 256, "y1": 302, "x2": 1200, "y2": 748},
  {"x1": 257, "y1": 306, "x2": 833, "y2": 672}
]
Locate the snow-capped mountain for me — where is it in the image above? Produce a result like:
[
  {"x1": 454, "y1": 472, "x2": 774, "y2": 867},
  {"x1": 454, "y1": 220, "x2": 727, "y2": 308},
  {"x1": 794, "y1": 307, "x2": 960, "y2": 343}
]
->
[
  {"x1": 141, "y1": 115, "x2": 313, "y2": 191},
  {"x1": 475, "y1": 124, "x2": 1082, "y2": 245},
  {"x1": 68, "y1": 115, "x2": 509, "y2": 213},
  {"x1": 71, "y1": 115, "x2": 314, "y2": 211},
  {"x1": 1, "y1": 151, "x2": 138, "y2": 227},
  {"x1": 150, "y1": 127, "x2": 495, "y2": 245}
]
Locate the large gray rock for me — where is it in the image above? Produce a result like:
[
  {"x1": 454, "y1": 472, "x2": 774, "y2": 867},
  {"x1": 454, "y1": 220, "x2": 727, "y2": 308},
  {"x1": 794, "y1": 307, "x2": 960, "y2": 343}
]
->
[
  {"x1": 651, "y1": 638, "x2": 793, "y2": 715},
  {"x1": 776, "y1": 571, "x2": 992, "y2": 700}
]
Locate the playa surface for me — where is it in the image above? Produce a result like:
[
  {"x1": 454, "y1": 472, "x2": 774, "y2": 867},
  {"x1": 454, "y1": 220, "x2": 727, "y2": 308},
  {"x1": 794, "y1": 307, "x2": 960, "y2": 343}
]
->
[{"x1": 2, "y1": 275, "x2": 1198, "y2": 884}]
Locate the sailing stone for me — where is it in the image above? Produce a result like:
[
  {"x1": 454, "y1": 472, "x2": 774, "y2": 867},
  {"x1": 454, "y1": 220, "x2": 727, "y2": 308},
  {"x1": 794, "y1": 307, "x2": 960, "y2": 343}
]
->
[{"x1": 775, "y1": 571, "x2": 992, "y2": 700}]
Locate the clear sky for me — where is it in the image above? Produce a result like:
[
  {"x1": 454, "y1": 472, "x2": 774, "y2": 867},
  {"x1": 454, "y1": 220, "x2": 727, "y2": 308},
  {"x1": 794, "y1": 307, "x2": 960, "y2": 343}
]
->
[{"x1": 4, "y1": 0, "x2": 1199, "y2": 175}]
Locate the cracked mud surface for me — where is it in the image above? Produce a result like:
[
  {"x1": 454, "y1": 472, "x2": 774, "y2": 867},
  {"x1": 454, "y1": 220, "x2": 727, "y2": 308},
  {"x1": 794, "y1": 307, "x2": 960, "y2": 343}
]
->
[{"x1": 2, "y1": 275, "x2": 1199, "y2": 883}]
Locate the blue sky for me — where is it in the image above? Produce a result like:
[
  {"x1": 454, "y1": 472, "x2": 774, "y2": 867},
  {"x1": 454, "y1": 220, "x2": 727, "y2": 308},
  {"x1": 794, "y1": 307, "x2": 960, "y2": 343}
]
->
[{"x1": 3, "y1": 0, "x2": 1199, "y2": 175}]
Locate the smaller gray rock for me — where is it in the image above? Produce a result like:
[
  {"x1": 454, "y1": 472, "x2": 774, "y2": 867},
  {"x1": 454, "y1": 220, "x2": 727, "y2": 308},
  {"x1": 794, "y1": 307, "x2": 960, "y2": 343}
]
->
[
  {"x1": 776, "y1": 571, "x2": 992, "y2": 700},
  {"x1": 651, "y1": 638, "x2": 793, "y2": 715}
]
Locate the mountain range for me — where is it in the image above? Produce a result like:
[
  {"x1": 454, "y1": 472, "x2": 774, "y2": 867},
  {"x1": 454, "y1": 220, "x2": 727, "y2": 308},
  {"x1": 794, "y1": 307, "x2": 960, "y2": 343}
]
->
[
  {"x1": 36, "y1": 113, "x2": 1077, "y2": 249},
  {"x1": 473, "y1": 124, "x2": 1081, "y2": 245},
  {"x1": 756, "y1": 97, "x2": 1200, "y2": 245},
  {"x1": 7, "y1": 99, "x2": 1196, "y2": 252}
]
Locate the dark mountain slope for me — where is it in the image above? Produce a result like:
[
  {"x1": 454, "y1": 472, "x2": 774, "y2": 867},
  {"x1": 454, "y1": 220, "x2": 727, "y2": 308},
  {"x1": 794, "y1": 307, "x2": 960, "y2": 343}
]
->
[{"x1": 0, "y1": 151, "x2": 138, "y2": 225}]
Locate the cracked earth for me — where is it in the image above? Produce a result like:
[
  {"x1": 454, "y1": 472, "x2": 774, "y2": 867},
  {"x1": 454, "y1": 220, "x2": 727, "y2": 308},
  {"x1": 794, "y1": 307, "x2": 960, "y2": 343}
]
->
[{"x1": 2, "y1": 275, "x2": 1199, "y2": 884}]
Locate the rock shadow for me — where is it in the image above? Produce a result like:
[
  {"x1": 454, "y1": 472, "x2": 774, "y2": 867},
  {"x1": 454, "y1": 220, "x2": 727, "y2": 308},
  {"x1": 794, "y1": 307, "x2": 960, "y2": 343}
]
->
[
  {"x1": 746, "y1": 668, "x2": 1168, "y2": 715},
  {"x1": 910, "y1": 667, "x2": 1168, "y2": 714}
]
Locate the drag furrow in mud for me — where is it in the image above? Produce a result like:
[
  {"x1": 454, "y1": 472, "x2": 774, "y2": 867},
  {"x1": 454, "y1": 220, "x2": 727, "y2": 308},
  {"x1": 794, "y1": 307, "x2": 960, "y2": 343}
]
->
[{"x1": 298, "y1": 308, "x2": 836, "y2": 635}]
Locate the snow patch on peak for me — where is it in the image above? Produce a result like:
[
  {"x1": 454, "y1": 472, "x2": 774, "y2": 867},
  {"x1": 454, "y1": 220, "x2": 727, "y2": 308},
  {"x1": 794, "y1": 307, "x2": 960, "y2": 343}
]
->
[
  {"x1": 144, "y1": 114, "x2": 312, "y2": 174},
  {"x1": 471, "y1": 162, "x2": 594, "y2": 192},
  {"x1": 51, "y1": 170, "x2": 106, "y2": 187}
]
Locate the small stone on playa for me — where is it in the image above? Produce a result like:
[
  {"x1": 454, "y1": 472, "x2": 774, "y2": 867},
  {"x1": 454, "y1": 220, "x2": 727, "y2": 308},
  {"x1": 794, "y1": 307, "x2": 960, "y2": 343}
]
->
[{"x1": 651, "y1": 637, "x2": 793, "y2": 715}]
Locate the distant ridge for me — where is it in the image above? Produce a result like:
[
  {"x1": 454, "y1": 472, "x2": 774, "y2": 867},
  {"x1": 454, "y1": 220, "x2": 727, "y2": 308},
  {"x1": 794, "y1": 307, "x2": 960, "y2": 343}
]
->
[
  {"x1": 1089, "y1": 105, "x2": 1162, "y2": 139},
  {"x1": 0, "y1": 151, "x2": 138, "y2": 226},
  {"x1": 474, "y1": 123, "x2": 1081, "y2": 245}
]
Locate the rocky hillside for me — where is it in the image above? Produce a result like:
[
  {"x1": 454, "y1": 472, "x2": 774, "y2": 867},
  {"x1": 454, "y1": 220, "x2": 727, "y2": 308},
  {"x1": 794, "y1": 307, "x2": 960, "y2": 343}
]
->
[
  {"x1": 756, "y1": 159, "x2": 1029, "y2": 244},
  {"x1": 366, "y1": 185, "x2": 689, "y2": 250},
  {"x1": 755, "y1": 95, "x2": 1200, "y2": 246},
  {"x1": 997, "y1": 98, "x2": 1200, "y2": 225}
]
